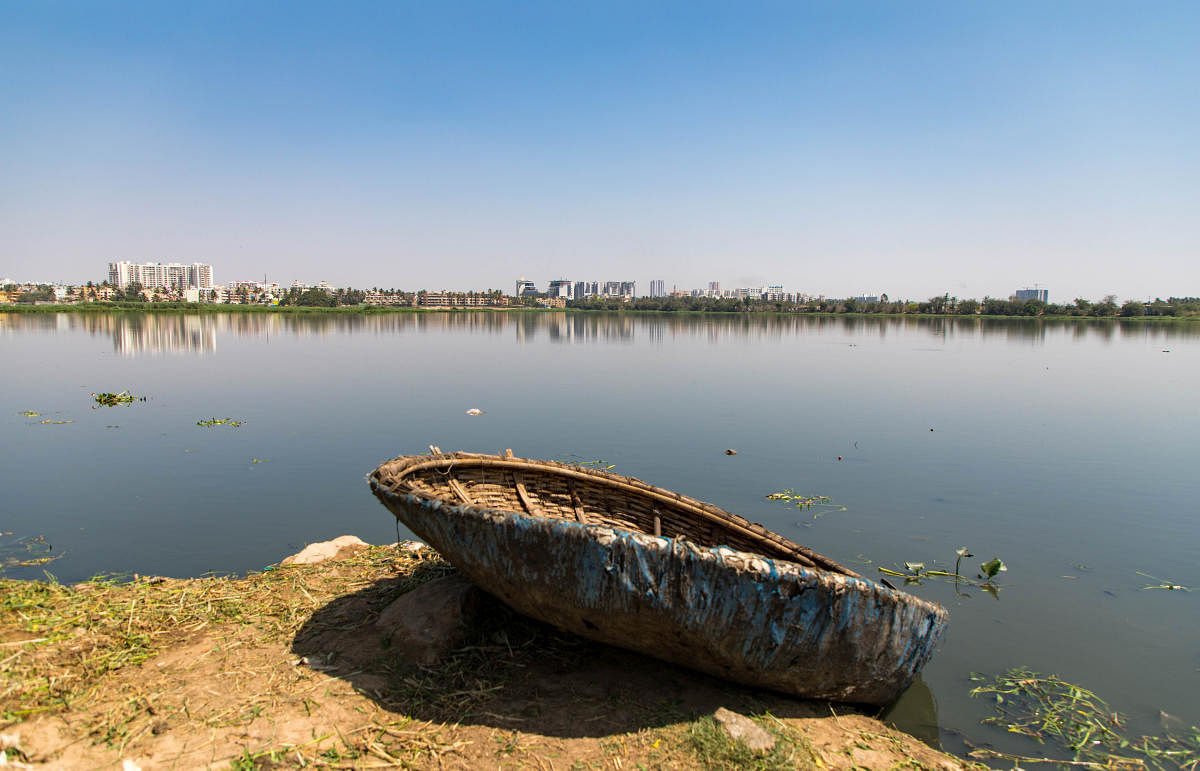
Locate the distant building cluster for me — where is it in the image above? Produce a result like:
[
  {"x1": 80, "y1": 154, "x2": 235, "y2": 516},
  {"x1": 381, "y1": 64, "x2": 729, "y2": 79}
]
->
[
  {"x1": 364, "y1": 291, "x2": 513, "y2": 308},
  {"x1": 516, "y1": 278, "x2": 638, "y2": 300},
  {"x1": 652, "y1": 280, "x2": 808, "y2": 302},
  {"x1": 108, "y1": 261, "x2": 213, "y2": 290},
  {"x1": 507, "y1": 277, "x2": 821, "y2": 304},
  {"x1": 1, "y1": 263, "x2": 1061, "y2": 313}
]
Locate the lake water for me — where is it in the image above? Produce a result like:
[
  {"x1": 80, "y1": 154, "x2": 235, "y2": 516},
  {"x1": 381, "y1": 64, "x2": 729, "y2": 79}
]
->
[{"x1": 3, "y1": 310, "x2": 1198, "y2": 759}]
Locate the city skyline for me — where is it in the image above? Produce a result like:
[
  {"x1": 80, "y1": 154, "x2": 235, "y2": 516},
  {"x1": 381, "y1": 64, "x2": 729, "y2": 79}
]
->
[
  {"x1": 3, "y1": 2, "x2": 1197, "y2": 301},
  {"x1": 5, "y1": 264, "x2": 1082, "y2": 304}
]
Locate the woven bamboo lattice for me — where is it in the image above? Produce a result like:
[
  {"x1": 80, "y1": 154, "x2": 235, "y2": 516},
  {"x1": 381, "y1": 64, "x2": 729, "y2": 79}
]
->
[{"x1": 371, "y1": 449, "x2": 859, "y2": 577}]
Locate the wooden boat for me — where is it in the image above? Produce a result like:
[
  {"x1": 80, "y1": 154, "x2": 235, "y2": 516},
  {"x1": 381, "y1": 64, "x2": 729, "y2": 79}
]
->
[{"x1": 368, "y1": 449, "x2": 948, "y2": 705}]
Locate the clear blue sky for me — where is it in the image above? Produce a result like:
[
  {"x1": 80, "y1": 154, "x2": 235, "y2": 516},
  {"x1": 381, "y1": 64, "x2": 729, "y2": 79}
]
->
[{"x1": 2, "y1": 1, "x2": 1197, "y2": 301}]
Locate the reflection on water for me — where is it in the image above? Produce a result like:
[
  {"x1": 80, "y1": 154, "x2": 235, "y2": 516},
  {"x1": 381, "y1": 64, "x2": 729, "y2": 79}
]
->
[
  {"x1": 882, "y1": 676, "x2": 941, "y2": 749},
  {"x1": 2, "y1": 310, "x2": 1197, "y2": 354}
]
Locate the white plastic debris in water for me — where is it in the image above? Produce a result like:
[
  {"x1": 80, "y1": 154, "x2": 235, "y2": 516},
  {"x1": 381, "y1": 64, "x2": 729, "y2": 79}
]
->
[{"x1": 465, "y1": 408, "x2": 483, "y2": 415}]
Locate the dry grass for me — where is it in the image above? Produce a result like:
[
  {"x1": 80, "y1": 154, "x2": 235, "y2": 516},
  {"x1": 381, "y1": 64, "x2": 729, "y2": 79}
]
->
[
  {"x1": 1, "y1": 548, "x2": 448, "y2": 742},
  {"x1": 0, "y1": 544, "x2": 976, "y2": 769}
]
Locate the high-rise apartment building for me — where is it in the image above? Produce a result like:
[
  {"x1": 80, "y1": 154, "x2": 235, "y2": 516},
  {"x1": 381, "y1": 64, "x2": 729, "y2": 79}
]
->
[
  {"x1": 1014, "y1": 288, "x2": 1048, "y2": 303},
  {"x1": 108, "y1": 261, "x2": 214, "y2": 290},
  {"x1": 189, "y1": 263, "x2": 213, "y2": 289},
  {"x1": 649, "y1": 279, "x2": 665, "y2": 297},
  {"x1": 515, "y1": 279, "x2": 537, "y2": 296},
  {"x1": 547, "y1": 279, "x2": 573, "y2": 299}
]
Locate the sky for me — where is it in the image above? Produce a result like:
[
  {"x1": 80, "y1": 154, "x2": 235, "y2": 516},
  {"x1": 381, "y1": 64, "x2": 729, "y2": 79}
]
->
[{"x1": 1, "y1": 1, "x2": 1197, "y2": 302}]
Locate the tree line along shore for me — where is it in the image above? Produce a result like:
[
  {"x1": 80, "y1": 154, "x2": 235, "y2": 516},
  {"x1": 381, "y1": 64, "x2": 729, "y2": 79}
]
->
[{"x1": 4, "y1": 294, "x2": 1200, "y2": 319}]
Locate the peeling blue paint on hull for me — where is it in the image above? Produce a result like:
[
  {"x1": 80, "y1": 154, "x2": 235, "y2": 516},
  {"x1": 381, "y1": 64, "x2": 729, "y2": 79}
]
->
[{"x1": 370, "y1": 455, "x2": 947, "y2": 706}]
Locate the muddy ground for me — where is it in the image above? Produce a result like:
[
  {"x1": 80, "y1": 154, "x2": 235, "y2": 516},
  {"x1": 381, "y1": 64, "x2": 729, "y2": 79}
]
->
[{"x1": 0, "y1": 543, "x2": 985, "y2": 769}]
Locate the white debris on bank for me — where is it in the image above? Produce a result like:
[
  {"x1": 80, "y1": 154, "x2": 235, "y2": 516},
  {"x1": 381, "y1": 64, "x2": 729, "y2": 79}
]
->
[
  {"x1": 280, "y1": 535, "x2": 370, "y2": 565},
  {"x1": 280, "y1": 536, "x2": 428, "y2": 566}
]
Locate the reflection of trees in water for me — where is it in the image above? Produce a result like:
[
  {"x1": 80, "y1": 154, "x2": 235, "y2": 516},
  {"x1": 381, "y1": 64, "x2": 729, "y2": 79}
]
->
[{"x1": 2, "y1": 311, "x2": 1198, "y2": 352}]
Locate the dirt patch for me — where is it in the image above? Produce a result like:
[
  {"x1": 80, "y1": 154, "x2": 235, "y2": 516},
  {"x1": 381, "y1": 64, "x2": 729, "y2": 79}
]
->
[{"x1": 1, "y1": 545, "x2": 986, "y2": 769}]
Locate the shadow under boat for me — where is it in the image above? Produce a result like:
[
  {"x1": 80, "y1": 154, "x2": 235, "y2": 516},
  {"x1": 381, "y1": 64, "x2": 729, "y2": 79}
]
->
[{"x1": 290, "y1": 568, "x2": 942, "y2": 745}]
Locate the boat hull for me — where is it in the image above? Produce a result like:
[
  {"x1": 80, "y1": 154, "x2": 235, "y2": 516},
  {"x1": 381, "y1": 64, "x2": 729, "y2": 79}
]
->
[{"x1": 370, "y1": 481, "x2": 947, "y2": 705}]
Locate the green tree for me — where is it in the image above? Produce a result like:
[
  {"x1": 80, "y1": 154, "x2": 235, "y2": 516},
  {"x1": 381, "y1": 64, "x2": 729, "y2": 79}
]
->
[
  {"x1": 113, "y1": 281, "x2": 145, "y2": 303},
  {"x1": 1094, "y1": 296, "x2": 1118, "y2": 317},
  {"x1": 296, "y1": 288, "x2": 335, "y2": 307}
]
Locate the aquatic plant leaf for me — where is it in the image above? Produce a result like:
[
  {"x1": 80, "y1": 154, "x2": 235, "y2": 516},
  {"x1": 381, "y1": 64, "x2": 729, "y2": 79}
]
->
[{"x1": 980, "y1": 558, "x2": 1006, "y2": 579}]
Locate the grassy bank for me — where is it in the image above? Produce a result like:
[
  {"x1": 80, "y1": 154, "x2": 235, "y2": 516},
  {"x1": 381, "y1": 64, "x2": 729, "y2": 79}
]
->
[{"x1": 0, "y1": 545, "x2": 976, "y2": 769}]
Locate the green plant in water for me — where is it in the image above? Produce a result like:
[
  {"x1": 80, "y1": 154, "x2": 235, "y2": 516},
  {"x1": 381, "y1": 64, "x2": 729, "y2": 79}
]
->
[
  {"x1": 968, "y1": 667, "x2": 1200, "y2": 770},
  {"x1": 92, "y1": 391, "x2": 145, "y2": 407},
  {"x1": 0, "y1": 533, "x2": 60, "y2": 574},
  {"x1": 19, "y1": 410, "x2": 41, "y2": 417},
  {"x1": 196, "y1": 417, "x2": 243, "y2": 427},
  {"x1": 876, "y1": 546, "x2": 1005, "y2": 597},
  {"x1": 1136, "y1": 571, "x2": 1190, "y2": 592},
  {"x1": 955, "y1": 547, "x2": 973, "y2": 579},
  {"x1": 979, "y1": 557, "x2": 1007, "y2": 583},
  {"x1": 765, "y1": 490, "x2": 847, "y2": 522},
  {"x1": 559, "y1": 455, "x2": 616, "y2": 470}
]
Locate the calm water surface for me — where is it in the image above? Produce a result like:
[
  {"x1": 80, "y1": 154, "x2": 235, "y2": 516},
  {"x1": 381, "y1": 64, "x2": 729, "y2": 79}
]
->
[{"x1": 3, "y1": 311, "x2": 1198, "y2": 758}]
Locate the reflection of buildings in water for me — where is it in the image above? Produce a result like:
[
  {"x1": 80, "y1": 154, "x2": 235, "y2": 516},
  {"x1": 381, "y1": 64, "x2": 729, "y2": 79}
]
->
[
  {"x1": 644, "y1": 318, "x2": 665, "y2": 345},
  {"x1": 112, "y1": 314, "x2": 218, "y2": 355},
  {"x1": 511, "y1": 311, "x2": 635, "y2": 344},
  {"x1": 8, "y1": 309, "x2": 1198, "y2": 356}
]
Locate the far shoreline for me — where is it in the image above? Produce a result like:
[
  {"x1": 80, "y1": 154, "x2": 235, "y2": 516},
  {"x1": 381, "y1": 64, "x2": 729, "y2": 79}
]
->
[{"x1": 3, "y1": 301, "x2": 1199, "y2": 322}]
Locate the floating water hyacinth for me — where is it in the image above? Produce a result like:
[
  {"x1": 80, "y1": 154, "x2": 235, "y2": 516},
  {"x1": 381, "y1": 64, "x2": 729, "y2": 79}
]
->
[
  {"x1": 968, "y1": 667, "x2": 1200, "y2": 770},
  {"x1": 876, "y1": 546, "x2": 1009, "y2": 597},
  {"x1": 765, "y1": 490, "x2": 846, "y2": 522},
  {"x1": 92, "y1": 391, "x2": 145, "y2": 407},
  {"x1": 196, "y1": 417, "x2": 243, "y2": 427},
  {"x1": 979, "y1": 558, "x2": 1007, "y2": 583}
]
